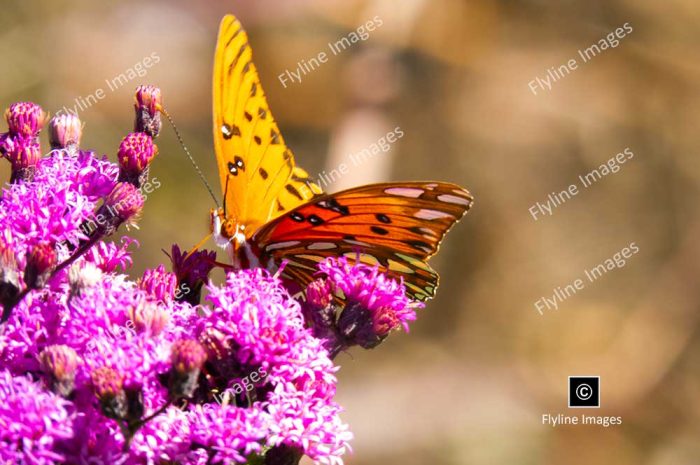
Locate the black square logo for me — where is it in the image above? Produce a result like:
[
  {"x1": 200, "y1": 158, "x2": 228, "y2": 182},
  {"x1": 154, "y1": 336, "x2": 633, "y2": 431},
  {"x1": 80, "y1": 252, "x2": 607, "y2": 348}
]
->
[{"x1": 568, "y1": 376, "x2": 600, "y2": 408}]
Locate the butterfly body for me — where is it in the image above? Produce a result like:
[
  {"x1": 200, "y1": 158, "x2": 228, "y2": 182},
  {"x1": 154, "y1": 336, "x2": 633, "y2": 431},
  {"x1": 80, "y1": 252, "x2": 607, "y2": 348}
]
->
[{"x1": 209, "y1": 15, "x2": 473, "y2": 301}]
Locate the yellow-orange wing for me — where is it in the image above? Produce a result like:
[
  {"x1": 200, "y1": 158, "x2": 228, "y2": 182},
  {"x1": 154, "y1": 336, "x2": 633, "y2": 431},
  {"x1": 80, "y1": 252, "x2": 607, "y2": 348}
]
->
[{"x1": 213, "y1": 14, "x2": 322, "y2": 236}]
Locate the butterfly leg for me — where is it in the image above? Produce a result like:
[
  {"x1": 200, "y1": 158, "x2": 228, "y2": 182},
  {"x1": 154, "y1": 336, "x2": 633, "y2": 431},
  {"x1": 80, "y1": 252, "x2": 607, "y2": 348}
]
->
[{"x1": 184, "y1": 233, "x2": 213, "y2": 261}]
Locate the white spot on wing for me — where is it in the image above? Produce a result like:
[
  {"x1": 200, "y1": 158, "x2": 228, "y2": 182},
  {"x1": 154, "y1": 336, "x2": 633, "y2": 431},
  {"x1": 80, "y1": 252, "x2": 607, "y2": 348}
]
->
[
  {"x1": 438, "y1": 194, "x2": 471, "y2": 206},
  {"x1": 265, "y1": 241, "x2": 301, "y2": 251},
  {"x1": 385, "y1": 187, "x2": 424, "y2": 198},
  {"x1": 307, "y1": 242, "x2": 337, "y2": 250},
  {"x1": 344, "y1": 239, "x2": 371, "y2": 247},
  {"x1": 415, "y1": 209, "x2": 453, "y2": 220}
]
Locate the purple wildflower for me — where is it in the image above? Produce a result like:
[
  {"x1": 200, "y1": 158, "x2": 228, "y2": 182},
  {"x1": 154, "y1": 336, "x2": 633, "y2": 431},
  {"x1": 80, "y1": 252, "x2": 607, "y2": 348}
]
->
[
  {"x1": 84, "y1": 237, "x2": 137, "y2": 272},
  {"x1": 0, "y1": 92, "x2": 393, "y2": 465},
  {"x1": 139, "y1": 264, "x2": 177, "y2": 303},
  {"x1": 187, "y1": 404, "x2": 268, "y2": 463},
  {"x1": 197, "y1": 269, "x2": 352, "y2": 464},
  {"x1": 169, "y1": 244, "x2": 216, "y2": 305},
  {"x1": 307, "y1": 256, "x2": 420, "y2": 353},
  {"x1": 0, "y1": 370, "x2": 73, "y2": 465}
]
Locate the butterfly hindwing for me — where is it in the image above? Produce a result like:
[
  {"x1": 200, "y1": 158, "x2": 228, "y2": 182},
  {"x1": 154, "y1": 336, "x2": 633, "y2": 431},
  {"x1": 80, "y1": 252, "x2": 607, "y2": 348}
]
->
[
  {"x1": 252, "y1": 182, "x2": 473, "y2": 301},
  {"x1": 213, "y1": 15, "x2": 322, "y2": 235}
]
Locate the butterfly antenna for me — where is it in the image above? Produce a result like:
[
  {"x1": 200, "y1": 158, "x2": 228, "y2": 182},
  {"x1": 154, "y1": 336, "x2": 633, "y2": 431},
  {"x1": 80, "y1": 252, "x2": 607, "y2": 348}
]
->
[
  {"x1": 223, "y1": 175, "x2": 231, "y2": 216},
  {"x1": 161, "y1": 107, "x2": 220, "y2": 209}
]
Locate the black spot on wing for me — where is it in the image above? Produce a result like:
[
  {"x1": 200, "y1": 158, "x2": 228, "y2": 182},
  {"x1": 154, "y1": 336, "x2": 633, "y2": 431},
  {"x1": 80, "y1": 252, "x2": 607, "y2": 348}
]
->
[
  {"x1": 285, "y1": 184, "x2": 303, "y2": 200},
  {"x1": 222, "y1": 123, "x2": 234, "y2": 140},
  {"x1": 376, "y1": 213, "x2": 391, "y2": 224},
  {"x1": 259, "y1": 168, "x2": 268, "y2": 179},
  {"x1": 370, "y1": 226, "x2": 389, "y2": 235},
  {"x1": 228, "y1": 156, "x2": 245, "y2": 175},
  {"x1": 317, "y1": 198, "x2": 350, "y2": 216},
  {"x1": 290, "y1": 212, "x2": 305, "y2": 222},
  {"x1": 407, "y1": 240, "x2": 433, "y2": 253},
  {"x1": 307, "y1": 214, "x2": 323, "y2": 225}
]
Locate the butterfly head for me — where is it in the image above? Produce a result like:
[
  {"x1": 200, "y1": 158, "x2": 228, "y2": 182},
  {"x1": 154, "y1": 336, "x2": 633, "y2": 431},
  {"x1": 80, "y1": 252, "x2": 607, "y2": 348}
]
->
[{"x1": 210, "y1": 208, "x2": 245, "y2": 250}]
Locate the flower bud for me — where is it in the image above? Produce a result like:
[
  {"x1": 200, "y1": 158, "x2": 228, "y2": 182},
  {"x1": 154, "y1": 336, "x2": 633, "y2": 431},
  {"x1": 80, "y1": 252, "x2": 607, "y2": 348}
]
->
[
  {"x1": 5, "y1": 102, "x2": 45, "y2": 137},
  {"x1": 100, "y1": 182, "x2": 145, "y2": 232},
  {"x1": 170, "y1": 339, "x2": 207, "y2": 399},
  {"x1": 127, "y1": 300, "x2": 168, "y2": 336},
  {"x1": 24, "y1": 242, "x2": 57, "y2": 289},
  {"x1": 91, "y1": 367, "x2": 127, "y2": 420},
  {"x1": 138, "y1": 264, "x2": 177, "y2": 303},
  {"x1": 134, "y1": 85, "x2": 162, "y2": 137},
  {"x1": 302, "y1": 278, "x2": 339, "y2": 349},
  {"x1": 306, "y1": 278, "x2": 332, "y2": 309},
  {"x1": 4, "y1": 136, "x2": 42, "y2": 183},
  {"x1": 117, "y1": 132, "x2": 157, "y2": 187},
  {"x1": 371, "y1": 306, "x2": 402, "y2": 337},
  {"x1": 49, "y1": 114, "x2": 82, "y2": 151},
  {"x1": 39, "y1": 345, "x2": 79, "y2": 397}
]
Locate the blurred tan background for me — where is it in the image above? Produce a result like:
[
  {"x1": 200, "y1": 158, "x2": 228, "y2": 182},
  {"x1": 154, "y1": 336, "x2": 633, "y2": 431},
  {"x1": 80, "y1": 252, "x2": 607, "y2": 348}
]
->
[{"x1": 2, "y1": 1, "x2": 700, "y2": 464}]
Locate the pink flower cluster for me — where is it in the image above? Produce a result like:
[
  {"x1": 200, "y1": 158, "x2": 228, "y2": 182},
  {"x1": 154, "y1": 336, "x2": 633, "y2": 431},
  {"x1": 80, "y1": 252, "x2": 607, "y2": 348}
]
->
[{"x1": 0, "y1": 87, "x2": 420, "y2": 465}]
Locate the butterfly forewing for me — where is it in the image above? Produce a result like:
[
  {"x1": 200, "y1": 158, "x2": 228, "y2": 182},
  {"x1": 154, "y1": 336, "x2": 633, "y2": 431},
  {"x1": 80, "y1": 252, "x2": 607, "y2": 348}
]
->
[
  {"x1": 213, "y1": 15, "x2": 322, "y2": 235},
  {"x1": 252, "y1": 182, "x2": 473, "y2": 301}
]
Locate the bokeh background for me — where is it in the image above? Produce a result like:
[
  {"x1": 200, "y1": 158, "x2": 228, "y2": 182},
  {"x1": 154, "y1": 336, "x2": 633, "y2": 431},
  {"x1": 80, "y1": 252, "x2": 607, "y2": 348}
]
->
[{"x1": 2, "y1": 1, "x2": 699, "y2": 464}]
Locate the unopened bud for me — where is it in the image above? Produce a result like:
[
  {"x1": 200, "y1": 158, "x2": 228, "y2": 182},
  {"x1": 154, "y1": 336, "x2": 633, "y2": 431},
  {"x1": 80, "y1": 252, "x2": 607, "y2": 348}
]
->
[
  {"x1": 134, "y1": 85, "x2": 162, "y2": 137},
  {"x1": 49, "y1": 114, "x2": 82, "y2": 151},
  {"x1": 5, "y1": 102, "x2": 45, "y2": 137},
  {"x1": 91, "y1": 367, "x2": 127, "y2": 420},
  {"x1": 39, "y1": 345, "x2": 79, "y2": 397},
  {"x1": 25, "y1": 242, "x2": 57, "y2": 289},
  {"x1": 170, "y1": 339, "x2": 207, "y2": 398},
  {"x1": 117, "y1": 132, "x2": 157, "y2": 187},
  {"x1": 99, "y1": 182, "x2": 145, "y2": 233}
]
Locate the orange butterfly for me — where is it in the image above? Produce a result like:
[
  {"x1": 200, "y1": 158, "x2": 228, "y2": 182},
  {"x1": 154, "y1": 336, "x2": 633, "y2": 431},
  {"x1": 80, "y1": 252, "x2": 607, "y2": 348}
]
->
[{"x1": 208, "y1": 14, "x2": 472, "y2": 301}]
